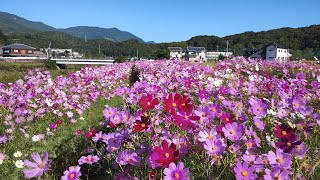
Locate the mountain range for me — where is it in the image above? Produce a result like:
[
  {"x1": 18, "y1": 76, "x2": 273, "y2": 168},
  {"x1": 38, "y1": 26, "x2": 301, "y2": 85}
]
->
[{"x1": 0, "y1": 11, "x2": 144, "y2": 42}]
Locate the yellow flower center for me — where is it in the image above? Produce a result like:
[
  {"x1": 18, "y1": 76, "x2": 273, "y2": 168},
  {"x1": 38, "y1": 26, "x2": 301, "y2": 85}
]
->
[
  {"x1": 257, "y1": 107, "x2": 262, "y2": 112},
  {"x1": 141, "y1": 123, "x2": 146, "y2": 128},
  {"x1": 212, "y1": 146, "x2": 216, "y2": 150},
  {"x1": 229, "y1": 130, "x2": 235, "y2": 135},
  {"x1": 174, "y1": 173, "x2": 179, "y2": 178},
  {"x1": 293, "y1": 103, "x2": 299, "y2": 107},
  {"x1": 275, "y1": 176, "x2": 280, "y2": 180},
  {"x1": 207, "y1": 135, "x2": 212, "y2": 140},
  {"x1": 287, "y1": 142, "x2": 291, "y2": 146},
  {"x1": 211, "y1": 107, "x2": 216, "y2": 112},
  {"x1": 184, "y1": 116, "x2": 188, "y2": 120},
  {"x1": 111, "y1": 147, "x2": 116, "y2": 151},
  {"x1": 164, "y1": 153, "x2": 169, "y2": 158},
  {"x1": 276, "y1": 158, "x2": 283, "y2": 163},
  {"x1": 69, "y1": 173, "x2": 75, "y2": 179},
  {"x1": 241, "y1": 170, "x2": 247, "y2": 177},
  {"x1": 144, "y1": 112, "x2": 148, "y2": 117},
  {"x1": 147, "y1": 102, "x2": 151, "y2": 106},
  {"x1": 281, "y1": 131, "x2": 287, "y2": 136},
  {"x1": 248, "y1": 143, "x2": 253, "y2": 147},
  {"x1": 181, "y1": 103, "x2": 185, "y2": 106},
  {"x1": 172, "y1": 103, "x2": 176, "y2": 107},
  {"x1": 38, "y1": 163, "x2": 45, "y2": 169},
  {"x1": 225, "y1": 118, "x2": 230, "y2": 122},
  {"x1": 87, "y1": 157, "x2": 92, "y2": 161}
]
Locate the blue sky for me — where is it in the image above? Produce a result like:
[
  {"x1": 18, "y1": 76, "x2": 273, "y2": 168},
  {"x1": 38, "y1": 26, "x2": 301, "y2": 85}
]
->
[{"x1": 1, "y1": 0, "x2": 319, "y2": 43}]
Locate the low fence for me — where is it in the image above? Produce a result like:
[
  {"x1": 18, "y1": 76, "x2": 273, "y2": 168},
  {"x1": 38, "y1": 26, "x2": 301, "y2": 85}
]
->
[{"x1": 51, "y1": 59, "x2": 114, "y2": 65}]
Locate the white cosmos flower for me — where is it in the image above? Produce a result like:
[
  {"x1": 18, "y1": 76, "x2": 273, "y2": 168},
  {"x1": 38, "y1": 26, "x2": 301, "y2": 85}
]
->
[
  {"x1": 32, "y1": 135, "x2": 40, "y2": 142},
  {"x1": 13, "y1": 151, "x2": 22, "y2": 158},
  {"x1": 15, "y1": 160, "x2": 24, "y2": 168},
  {"x1": 44, "y1": 98, "x2": 53, "y2": 107},
  {"x1": 255, "y1": 64, "x2": 259, "y2": 71}
]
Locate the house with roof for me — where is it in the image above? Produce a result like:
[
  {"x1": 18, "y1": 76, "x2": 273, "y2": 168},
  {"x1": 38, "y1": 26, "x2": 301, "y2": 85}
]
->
[
  {"x1": 186, "y1": 46, "x2": 207, "y2": 62},
  {"x1": 168, "y1": 47, "x2": 184, "y2": 60},
  {"x1": 1, "y1": 43, "x2": 36, "y2": 57},
  {"x1": 248, "y1": 43, "x2": 292, "y2": 61}
]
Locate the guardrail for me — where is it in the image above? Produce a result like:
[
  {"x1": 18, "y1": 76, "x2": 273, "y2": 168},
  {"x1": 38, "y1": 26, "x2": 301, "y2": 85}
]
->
[{"x1": 51, "y1": 58, "x2": 114, "y2": 65}]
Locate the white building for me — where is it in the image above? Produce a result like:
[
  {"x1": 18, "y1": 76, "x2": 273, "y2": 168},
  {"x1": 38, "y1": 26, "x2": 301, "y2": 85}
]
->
[
  {"x1": 187, "y1": 46, "x2": 207, "y2": 62},
  {"x1": 41, "y1": 48, "x2": 83, "y2": 58},
  {"x1": 206, "y1": 51, "x2": 233, "y2": 60},
  {"x1": 249, "y1": 43, "x2": 291, "y2": 61},
  {"x1": 168, "y1": 47, "x2": 184, "y2": 60}
]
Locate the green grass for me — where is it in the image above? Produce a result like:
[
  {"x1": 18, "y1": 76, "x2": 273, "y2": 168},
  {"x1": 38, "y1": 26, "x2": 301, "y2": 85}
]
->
[
  {"x1": 0, "y1": 62, "x2": 87, "y2": 84},
  {"x1": 0, "y1": 96, "x2": 124, "y2": 180}
]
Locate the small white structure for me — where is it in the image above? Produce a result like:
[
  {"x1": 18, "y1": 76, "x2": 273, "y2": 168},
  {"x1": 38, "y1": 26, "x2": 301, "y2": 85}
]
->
[
  {"x1": 41, "y1": 48, "x2": 83, "y2": 58},
  {"x1": 206, "y1": 51, "x2": 233, "y2": 60},
  {"x1": 168, "y1": 47, "x2": 184, "y2": 60},
  {"x1": 187, "y1": 46, "x2": 207, "y2": 62},
  {"x1": 249, "y1": 43, "x2": 291, "y2": 61}
]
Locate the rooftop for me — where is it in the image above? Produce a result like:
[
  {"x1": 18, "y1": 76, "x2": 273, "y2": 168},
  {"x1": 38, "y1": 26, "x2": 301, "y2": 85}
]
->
[
  {"x1": 187, "y1": 46, "x2": 206, "y2": 52},
  {"x1": 168, "y1": 47, "x2": 183, "y2": 52},
  {"x1": 2, "y1": 43, "x2": 36, "y2": 50}
]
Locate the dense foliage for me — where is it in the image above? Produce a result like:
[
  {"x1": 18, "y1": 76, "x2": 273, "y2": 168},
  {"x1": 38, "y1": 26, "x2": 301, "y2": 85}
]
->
[
  {"x1": 0, "y1": 29, "x2": 7, "y2": 46},
  {"x1": 0, "y1": 59, "x2": 319, "y2": 179}
]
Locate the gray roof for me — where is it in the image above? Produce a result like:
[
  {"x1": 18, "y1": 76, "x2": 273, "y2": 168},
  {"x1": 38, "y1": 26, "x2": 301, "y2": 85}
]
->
[
  {"x1": 168, "y1": 47, "x2": 183, "y2": 52},
  {"x1": 187, "y1": 46, "x2": 206, "y2": 52},
  {"x1": 2, "y1": 43, "x2": 36, "y2": 50}
]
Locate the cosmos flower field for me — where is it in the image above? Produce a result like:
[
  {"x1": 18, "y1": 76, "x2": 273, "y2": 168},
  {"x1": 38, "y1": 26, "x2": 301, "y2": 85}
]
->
[{"x1": 0, "y1": 58, "x2": 319, "y2": 179}]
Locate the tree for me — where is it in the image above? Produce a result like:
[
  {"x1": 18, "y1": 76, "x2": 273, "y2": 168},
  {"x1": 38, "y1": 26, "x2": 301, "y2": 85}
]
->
[
  {"x1": 0, "y1": 30, "x2": 8, "y2": 46},
  {"x1": 218, "y1": 54, "x2": 225, "y2": 60}
]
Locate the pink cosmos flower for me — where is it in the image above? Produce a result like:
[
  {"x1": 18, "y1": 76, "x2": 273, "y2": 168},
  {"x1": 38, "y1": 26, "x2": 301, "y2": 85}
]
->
[
  {"x1": 23, "y1": 152, "x2": 50, "y2": 179},
  {"x1": 164, "y1": 162, "x2": 190, "y2": 180},
  {"x1": 78, "y1": 155, "x2": 100, "y2": 165},
  {"x1": 267, "y1": 149, "x2": 292, "y2": 169},
  {"x1": 61, "y1": 166, "x2": 81, "y2": 180},
  {"x1": 222, "y1": 122, "x2": 242, "y2": 142},
  {"x1": 234, "y1": 161, "x2": 257, "y2": 180}
]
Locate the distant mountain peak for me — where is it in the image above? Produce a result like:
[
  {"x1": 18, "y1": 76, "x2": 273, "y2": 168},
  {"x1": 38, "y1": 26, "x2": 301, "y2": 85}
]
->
[{"x1": 0, "y1": 11, "x2": 145, "y2": 42}]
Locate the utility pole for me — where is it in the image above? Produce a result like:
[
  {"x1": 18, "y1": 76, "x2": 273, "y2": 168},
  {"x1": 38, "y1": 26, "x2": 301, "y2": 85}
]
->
[
  {"x1": 98, "y1": 45, "x2": 101, "y2": 55},
  {"x1": 226, "y1": 40, "x2": 229, "y2": 53},
  {"x1": 47, "y1": 42, "x2": 51, "y2": 59},
  {"x1": 216, "y1": 45, "x2": 219, "y2": 52},
  {"x1": 85, "y1": 35, "x2": 87, "y2": 42},
  {"x1": 137, "y1": 49, "x2": 139, "y2": 60}
]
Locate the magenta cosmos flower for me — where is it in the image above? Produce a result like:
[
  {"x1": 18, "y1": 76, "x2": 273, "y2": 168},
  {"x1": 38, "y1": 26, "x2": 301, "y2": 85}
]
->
[
  {"x1": 234, "y1": 161, "x2": 257, "y2": 180},
  {"x1": 222, "y1": 122, "x2": 243, "y2": 142},
  {"x1": 78, "y1": 155, "x2": 100, "y2": 165},
  {"x1": 164, "y1": 162, "x2": 190, "y2": 180},
  {"x1": 61, "y1": 166, "x2": 82, "y2": 180},
  {"x1": 23, "y1": 152, "x2": 50, "y2": 179}
]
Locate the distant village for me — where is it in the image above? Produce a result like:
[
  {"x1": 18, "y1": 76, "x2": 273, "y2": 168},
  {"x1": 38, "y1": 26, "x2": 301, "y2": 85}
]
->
[
  {"x1": 0, "y1": 43, "x2": 83, "y2": 60},
  {"x1": 0, "y1": 42, "x2": 292, "y2": 62},
  {"x1": 169, "y1": 43, "x2": 292, "y2": 62}
]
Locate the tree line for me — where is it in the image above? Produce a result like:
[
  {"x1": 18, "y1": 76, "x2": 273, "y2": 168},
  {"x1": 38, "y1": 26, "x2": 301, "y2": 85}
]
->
[{"x1": 1, "y1": 25, "x2": 319, "y2": 60}]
